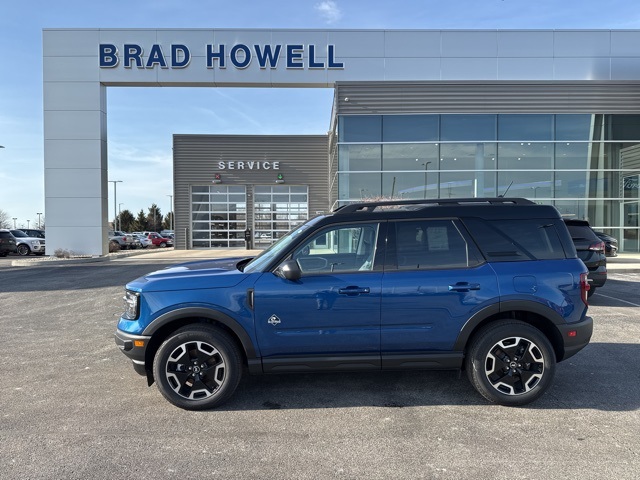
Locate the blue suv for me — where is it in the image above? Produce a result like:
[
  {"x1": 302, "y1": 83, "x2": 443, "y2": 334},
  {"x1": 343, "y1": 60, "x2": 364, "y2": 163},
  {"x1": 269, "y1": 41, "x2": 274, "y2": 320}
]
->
[{"x1": 115, "y1": 198, "x2": 593, "y2": 410}]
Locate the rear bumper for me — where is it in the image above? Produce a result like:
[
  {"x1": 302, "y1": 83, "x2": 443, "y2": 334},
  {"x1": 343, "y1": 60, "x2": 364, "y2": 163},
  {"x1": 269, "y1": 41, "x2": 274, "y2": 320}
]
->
[
  {"x1": 588, "y1": 267, "x2": 607, "y2": 288},
  {"x1": 114, "y1": 329, "x2": 151, "y2": 376},
  {"x1": 558, "y1": 316, "x2": 593, "y2": 361}
]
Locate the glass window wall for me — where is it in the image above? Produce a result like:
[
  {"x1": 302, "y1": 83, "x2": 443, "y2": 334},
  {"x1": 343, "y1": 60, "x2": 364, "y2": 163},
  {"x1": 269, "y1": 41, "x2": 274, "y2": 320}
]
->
[{"x1": 335, "y1": 113, "x2": 640, "y2": 251}]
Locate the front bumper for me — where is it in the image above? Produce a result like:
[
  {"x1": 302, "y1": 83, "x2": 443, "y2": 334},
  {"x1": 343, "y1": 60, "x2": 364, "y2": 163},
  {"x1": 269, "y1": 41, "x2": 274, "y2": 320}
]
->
[
  {"x1": 558, "y1": 316, "x2": 593, "y2": 361},
  {"x1": 114, "y1": 329, "x2": 151, "y2": 376}
]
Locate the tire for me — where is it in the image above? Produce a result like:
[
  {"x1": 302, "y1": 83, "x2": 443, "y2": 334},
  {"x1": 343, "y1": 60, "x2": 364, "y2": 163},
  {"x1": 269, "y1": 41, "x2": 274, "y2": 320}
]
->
[
  {"x1": 159, "y1": 242, "x2": 167, "y2": 248},
  {"x1": 153, "y1": 325, "x2": 242, "y2": 410},
  {"x1": 587, "y1": 287, "x2": 595, "y2": 298},
  {"x1": 16, "y1": 244, "x2": 31, "y2": 256},
  {"x1": 465, "y1": 320, "x2": 556, "y2": 406}
]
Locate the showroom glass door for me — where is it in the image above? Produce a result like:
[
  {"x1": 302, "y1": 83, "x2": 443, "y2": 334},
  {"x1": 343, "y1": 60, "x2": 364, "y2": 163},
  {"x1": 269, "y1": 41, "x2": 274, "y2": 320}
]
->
[
  {"x1": 253, "y1": 185, "x2": 309, "y2": 247},
  {"x1": 191, "y1": 185, "x2": 247, "y2": 248}
]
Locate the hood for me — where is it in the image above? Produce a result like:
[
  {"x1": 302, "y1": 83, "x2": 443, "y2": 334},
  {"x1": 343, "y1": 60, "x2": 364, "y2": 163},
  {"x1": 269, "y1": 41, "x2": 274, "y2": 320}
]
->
[{"x1": 126, "y1": 256, "x2": 252, "y2": 292}]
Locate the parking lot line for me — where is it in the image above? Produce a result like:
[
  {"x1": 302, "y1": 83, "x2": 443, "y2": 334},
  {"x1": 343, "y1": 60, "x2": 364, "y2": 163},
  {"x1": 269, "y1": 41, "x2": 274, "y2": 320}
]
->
[{"x1": 593, "y1": 292, "x2": 640, "y2": 307}]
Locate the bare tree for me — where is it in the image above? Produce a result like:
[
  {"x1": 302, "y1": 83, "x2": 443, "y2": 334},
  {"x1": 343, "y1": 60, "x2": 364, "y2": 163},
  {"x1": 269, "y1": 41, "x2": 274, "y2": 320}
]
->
[{"x1": 0, "y1": 209, "x2": 11, "y2": 229}]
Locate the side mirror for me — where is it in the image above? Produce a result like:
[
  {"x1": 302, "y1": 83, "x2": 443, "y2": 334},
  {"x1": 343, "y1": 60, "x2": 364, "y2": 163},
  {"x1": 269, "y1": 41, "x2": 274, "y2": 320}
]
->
[{"x1": 275, "y1": 259, "x2": 302, "y2": 281}]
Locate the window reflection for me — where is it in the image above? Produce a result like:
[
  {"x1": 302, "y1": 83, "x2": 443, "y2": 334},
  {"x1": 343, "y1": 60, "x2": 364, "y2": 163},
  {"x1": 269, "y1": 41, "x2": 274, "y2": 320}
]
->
[
  {"x1": 499, "y1": 115, "x2": 553, "y2": 141},
  {"x1": 441, "y1": 115, "x2": 496, "y2": 141},
  {"x1": 382, "y1": 115, "x2": 439, "y2": 142},
  {"x1": 498, "y1": 143, "x2": 553, "y2": 170}
]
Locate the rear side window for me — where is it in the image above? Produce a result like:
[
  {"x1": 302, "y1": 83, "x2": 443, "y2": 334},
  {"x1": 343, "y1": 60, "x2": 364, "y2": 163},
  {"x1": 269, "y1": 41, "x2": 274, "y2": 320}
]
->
[
  {"x1": 390, "y1": 219, "x2": 482, "y2": 270},
  {"x1": 565, "y1": 224, "x2": 599, "y2": 242},
  {"x1": 463, "y1": 218, "x2": 566, "y2": 261}
]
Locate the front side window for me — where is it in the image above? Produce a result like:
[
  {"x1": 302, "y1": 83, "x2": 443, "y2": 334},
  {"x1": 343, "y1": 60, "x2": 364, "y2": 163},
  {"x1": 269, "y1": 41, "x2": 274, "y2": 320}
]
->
[{"x1": 293, "y1": 223, "x2": 380, "y2": 274}]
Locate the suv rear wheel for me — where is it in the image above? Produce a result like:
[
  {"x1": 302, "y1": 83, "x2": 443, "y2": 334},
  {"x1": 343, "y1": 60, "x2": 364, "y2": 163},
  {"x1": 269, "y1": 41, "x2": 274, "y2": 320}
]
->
[
  {"x1": 153, "y1": 325, "x2": 242, "y2": 410},
  {"x1": 465, "y1": 321, "x2": 556, "y2": 406}
]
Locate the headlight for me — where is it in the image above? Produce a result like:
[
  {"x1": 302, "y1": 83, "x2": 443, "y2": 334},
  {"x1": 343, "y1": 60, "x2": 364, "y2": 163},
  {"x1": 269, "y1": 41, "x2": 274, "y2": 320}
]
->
[
  {"x1": 30, "y1": 240, "x2": 40, "y2": 246},
  {"x1": 122, "y1": 290, "x2": 140, "y2": 320}
]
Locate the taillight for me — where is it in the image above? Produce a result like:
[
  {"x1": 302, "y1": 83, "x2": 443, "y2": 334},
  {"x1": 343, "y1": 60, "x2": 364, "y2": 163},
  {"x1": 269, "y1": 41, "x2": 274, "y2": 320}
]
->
[
  {"x1": 580, "y1": 272, "x2": 590, "y2": 306},
  {"x1": 588, "y1": 241, "x2": 605, "y2": 252}
]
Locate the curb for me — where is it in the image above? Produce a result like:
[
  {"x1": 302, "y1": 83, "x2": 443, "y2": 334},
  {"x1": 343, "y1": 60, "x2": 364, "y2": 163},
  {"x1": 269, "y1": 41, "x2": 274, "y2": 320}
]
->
[{"x1": 10, "y1": 248, "x2": 164, "y2": 267}]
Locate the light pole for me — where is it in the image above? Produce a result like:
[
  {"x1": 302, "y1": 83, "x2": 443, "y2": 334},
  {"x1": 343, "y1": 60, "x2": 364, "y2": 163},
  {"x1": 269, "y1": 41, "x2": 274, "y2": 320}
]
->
[
  {"x1": 12, "y1": 218, "x2": 17, "y2": 228},
  {"x1": 109, "y1": 180, "x2": 123, "y2": 230},
  {"x1": 531, "y1": 186, "x2": 540, "y2": 200},
  {"x1": 167, "y1": 194, "x2": 173, "y2": 231},
  {"x1": 418, "y1": 160, "x2": 432, "y2": 199},
  {"x1": 37, "y1": 212, "x2": 43, "y2": 229},
  {"x1": 118, "y1": 203, "x2": 125, "y2": 231},
  {"x1": 27, "y1": 220, "x2": 30, "y2": 228}
]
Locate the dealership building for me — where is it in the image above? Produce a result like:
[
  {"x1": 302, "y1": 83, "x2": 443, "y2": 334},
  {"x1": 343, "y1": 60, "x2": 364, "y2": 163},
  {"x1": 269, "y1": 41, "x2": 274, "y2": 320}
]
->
[{"x1": 43, "y1": 29, "x2": 640, "y2": 254}]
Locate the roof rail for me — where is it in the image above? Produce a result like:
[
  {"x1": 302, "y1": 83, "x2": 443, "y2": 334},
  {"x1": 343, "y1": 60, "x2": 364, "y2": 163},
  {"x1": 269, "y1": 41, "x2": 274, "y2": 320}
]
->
[{"x1": 333, "y1": 197, "x2": 535, "y2": 214}]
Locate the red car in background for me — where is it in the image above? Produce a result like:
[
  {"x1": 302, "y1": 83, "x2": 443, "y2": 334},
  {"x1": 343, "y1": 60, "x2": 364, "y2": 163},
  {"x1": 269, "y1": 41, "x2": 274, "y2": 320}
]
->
[{"x1": 147, "y1": 232, "x2": 173, "y2": 248}]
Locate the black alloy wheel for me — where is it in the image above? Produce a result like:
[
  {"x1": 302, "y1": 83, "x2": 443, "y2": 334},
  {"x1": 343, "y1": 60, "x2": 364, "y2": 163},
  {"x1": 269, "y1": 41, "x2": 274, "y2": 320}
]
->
[
  {"x1": 153, "y1": 325, "x2": 242, "y2": 410},
  {"x1": 466, "y1": 320, "x2": 556, "y2": 406}
]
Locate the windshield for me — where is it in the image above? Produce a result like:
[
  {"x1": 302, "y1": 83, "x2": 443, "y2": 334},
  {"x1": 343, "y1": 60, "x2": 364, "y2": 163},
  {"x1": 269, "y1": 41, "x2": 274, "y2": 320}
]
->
[
  {"x1": 243, "y1": 216, "x2": 325, "y2": 273},
  {"x1": 11, "y1": 230, "x2": 28, "y2": 238}
]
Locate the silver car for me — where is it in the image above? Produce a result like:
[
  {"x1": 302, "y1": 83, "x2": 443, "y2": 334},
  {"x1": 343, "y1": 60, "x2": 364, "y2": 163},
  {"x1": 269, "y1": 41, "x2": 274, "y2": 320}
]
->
[{"x1": 10, "y1": 229, "x2": 46, "y2": 256}]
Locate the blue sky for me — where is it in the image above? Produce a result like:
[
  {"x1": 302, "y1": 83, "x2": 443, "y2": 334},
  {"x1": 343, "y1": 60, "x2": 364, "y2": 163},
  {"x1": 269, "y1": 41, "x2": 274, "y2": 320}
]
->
[{"x1": 0, "y1": 0, "x2": 637, "y2": 228}]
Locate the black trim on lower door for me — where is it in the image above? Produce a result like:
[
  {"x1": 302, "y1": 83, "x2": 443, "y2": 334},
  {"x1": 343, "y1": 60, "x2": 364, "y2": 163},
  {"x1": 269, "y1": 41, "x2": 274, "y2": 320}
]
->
[
  {"x1": 261, "y1": 352, "x2": 465, "y2": 373},
  {"x1": 381, "y1": 352, "x2": 464, "y2": 370},
  {"x1": 262, "y1": 355, "x2": 381, "y2": 373}
]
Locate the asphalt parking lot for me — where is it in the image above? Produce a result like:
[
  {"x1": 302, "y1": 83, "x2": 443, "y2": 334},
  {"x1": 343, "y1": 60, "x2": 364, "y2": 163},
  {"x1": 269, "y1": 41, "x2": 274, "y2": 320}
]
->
[{"x1": 0, "y1": 254, "x2": 639, "y2": 480}]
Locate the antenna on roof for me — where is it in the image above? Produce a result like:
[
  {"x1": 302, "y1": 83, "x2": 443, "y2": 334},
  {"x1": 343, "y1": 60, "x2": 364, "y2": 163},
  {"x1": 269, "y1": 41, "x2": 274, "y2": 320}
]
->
[{"x1": 499, "y1": 181, "x2": 514, "y2": 198}]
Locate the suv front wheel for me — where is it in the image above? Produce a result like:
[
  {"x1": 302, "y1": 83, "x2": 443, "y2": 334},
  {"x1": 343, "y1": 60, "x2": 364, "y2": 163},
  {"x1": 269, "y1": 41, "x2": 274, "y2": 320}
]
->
[
  {"x1": 465, "y1": 321, "x2": 556, "y2": 406},
  {"x1": 16, "y1": 244, "x2": 31, "y2": 256},
  {"x1": 153, "y1": 325, "x2": 242, "y2": 410}
]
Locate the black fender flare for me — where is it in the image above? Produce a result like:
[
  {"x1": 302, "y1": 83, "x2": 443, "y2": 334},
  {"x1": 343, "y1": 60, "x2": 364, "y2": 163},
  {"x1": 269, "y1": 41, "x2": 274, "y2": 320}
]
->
[
  {"x1": 453, "y1": 300, "x2": 565, "y2": 352},
  {"x1": 142, "y1": 307, "x2": 258, "y2": 361}
]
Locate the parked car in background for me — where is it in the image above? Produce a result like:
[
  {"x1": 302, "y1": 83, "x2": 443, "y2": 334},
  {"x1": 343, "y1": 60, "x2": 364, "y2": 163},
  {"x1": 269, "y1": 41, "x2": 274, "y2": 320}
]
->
[
  {"x1": 134, "y1": 233, "x2": 152, "y2": 248},
  {"x1": 109, "y1": 231, "x2": 135, "y2": 250},
  {"x1": 10, "y1": 229, "x2": 45, "y2": 256},
  {"x1": 564, "y1": 219, "x2": 607, "y2": 296},
  {"x1": 0, "y1": 229, "x2": 18, "y2": 256},
  {"x1": 593, "y1": 231, "x2": 618, "y2": 257},
  {"x1": 147, "y1": 232, "x2": 173, "y2": 248},
  {"x1": 129, "y1": 235, "x2": 142, "y2": 249},
  {"x1": 19, "y1": 228, "x2": 45, "y2": 239}
]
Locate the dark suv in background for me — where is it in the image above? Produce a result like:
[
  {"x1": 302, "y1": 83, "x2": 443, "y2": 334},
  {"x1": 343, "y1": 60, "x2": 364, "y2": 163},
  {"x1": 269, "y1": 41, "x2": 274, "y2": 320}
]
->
[
  {"x1": 0, "y1": 229, "x2": 18, "y2": 256},
  {"x1": 563, "y1": 219, "x2": 607, "y2": 296},
  {"x1": 115, "y1": 198, "x2": 593, "y2": 410}
]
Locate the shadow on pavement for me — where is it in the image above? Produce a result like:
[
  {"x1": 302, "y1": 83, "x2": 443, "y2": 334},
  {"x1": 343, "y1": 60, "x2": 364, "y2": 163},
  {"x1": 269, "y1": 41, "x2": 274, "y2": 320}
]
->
[{"x1": 167, "y1": 342, "x2": 639, "y2": 413}]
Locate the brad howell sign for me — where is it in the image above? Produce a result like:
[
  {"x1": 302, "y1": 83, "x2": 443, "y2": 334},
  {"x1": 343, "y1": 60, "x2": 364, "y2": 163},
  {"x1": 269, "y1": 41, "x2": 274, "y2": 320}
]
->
[{"x1": 99, "y1": 43, "x2": 345, "y2": 70}]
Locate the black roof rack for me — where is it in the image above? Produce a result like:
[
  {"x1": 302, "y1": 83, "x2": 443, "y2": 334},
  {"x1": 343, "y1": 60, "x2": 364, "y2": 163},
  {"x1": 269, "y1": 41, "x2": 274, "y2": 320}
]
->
[{"x1": 333, "y1": 197, "x2": 535, "y2": 214}]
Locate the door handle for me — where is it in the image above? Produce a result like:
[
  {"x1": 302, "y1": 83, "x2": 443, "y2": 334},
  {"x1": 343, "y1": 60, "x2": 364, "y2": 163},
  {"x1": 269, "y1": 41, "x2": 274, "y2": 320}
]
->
[
  {"x1": 338, "y1": 286, "x2": 371, "y2": 296},
  {"x1": 448, "y1": 282, "x2": 481, "y2": 292}
]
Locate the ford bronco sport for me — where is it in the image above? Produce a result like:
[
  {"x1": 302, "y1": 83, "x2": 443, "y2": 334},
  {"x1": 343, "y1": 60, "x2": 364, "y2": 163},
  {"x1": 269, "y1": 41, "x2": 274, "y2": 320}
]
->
[{"x1": 115, "y1": 198, "x2": 593, "y2": 410}]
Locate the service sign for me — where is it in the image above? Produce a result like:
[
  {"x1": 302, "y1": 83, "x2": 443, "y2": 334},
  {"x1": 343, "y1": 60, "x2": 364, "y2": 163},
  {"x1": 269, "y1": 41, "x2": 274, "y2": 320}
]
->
[
  {"x1": 217, "y1": 161, "x2": 280, "y2": 170},
  {"x1": 99, "y1": 43, "x2": 345, "y2": 70}
]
